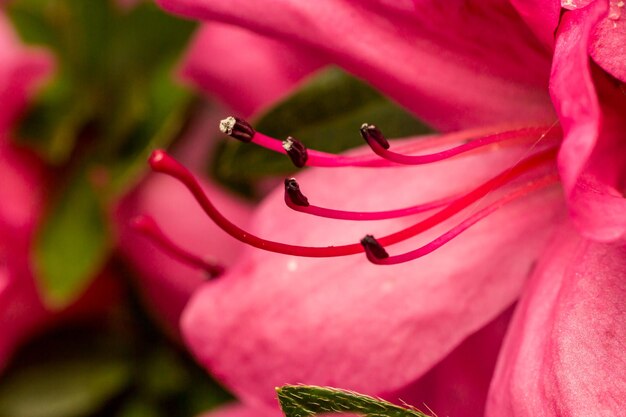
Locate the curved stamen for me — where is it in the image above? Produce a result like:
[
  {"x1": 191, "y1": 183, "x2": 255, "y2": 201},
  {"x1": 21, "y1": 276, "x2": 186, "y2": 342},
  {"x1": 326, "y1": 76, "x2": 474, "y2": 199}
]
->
[
  {"x1": 130, "y1": 215, "x2": 224, "y2": 277},
  {"x1": 284, "y1": 177, "x2": 456, "y2": 220},
  {"x1": 363, "y1": 174, "x2": 560, "y2": 265},
  {"x1": 219, "y1": 116, "x2": 556, "y2": 169},
  {"x1": 149, "y1": 148, "x2": 556, "y2": 258},
  {"x1": 361, "y1": 124, "x2": 555, "y2": 165}
]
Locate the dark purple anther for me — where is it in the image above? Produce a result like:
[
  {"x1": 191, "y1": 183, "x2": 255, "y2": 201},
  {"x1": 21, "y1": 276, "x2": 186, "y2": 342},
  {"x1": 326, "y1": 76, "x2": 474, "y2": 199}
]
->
[
  {"x1": 219, "y1": 116, "x2": 255, "y2": 142},
  {"x1": 282, "y1": 136, "x2": 309, "y2": 168},
  {"x1": 284, "y1": 178, "x2": 310, "y2": 207},
  {"x1": 360, "y1": 123, "x2": 390, "y2": 149},
  {"x1": 360, "y1": 235, "x2": 389, "y2": 259}
]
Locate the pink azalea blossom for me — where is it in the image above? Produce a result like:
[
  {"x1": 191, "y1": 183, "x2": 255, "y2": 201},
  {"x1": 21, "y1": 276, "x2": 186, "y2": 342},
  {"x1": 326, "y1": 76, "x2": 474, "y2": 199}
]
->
[
  {"x1": 0, "y1": 13, "x2": 118, "y2": 370},
  {"x1": 148, "y1": 1, "x2": 625, "y2": 416}
]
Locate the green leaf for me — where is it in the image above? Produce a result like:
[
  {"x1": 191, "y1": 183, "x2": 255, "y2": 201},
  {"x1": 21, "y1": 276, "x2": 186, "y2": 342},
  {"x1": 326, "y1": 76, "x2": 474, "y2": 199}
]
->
[
  {"x1": 277, "y1": 386, "x2": 432, "y2": 417},
  {"x1": 34, "y1": 169, "x2": 111, "y2": 309},
  {"x1": 212, "y1": 67, "x2": 433, "y2": 189},
  {"x1": 0, "y1": 354, "x2": 130, "y2": 417}
]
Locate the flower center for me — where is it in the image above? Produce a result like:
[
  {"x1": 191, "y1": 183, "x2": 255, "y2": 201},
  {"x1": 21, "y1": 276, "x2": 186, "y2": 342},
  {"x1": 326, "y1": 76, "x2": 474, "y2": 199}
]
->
[{"x1": 137, "y1": 117, "x2": 562, "y2": 272}]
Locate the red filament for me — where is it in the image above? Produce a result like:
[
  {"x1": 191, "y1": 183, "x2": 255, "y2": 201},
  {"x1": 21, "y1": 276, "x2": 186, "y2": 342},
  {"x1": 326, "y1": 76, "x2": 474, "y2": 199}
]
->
[
  {"x1": 364, "y1": 174, "x2": 559, "y2": 264},
  {"x1": 130, "y1": 214, "x2": 224, "y2": 277}
]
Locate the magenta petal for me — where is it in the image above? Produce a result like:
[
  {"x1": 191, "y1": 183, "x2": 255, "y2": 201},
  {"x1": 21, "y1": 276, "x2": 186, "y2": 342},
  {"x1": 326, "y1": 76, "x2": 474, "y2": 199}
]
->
[
  {"x1": 157, "y1": 0, "x2": 554, "y2": 130},
  {"x1": 0, "y1": 13, "x2": 54, "y2": 136},
  {"x1": 550, "y1": 1, "x2": 606, "y2": 194},
  {"x1": 508, "y1": 0, "x2": 560, "y2": 47},
  {"x1": 181, "y1": 138, "x2": 565, "y2": 408},
  {"x1": 181, "y1": 23, "x2": 323, "y2": 117},
  {"x1": 487, "y1": 222, "x2": 626, "y2": 416}
]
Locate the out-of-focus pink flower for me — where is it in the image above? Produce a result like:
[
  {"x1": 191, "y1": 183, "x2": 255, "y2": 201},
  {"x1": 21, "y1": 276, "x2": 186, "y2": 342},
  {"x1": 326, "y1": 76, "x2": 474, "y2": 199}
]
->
[
  {"x1": 150, "y1": 1, "x2": 625, "y2": 416},
  {"x1": 0, "y1": 13, "x2": 118, "y2": 370}
]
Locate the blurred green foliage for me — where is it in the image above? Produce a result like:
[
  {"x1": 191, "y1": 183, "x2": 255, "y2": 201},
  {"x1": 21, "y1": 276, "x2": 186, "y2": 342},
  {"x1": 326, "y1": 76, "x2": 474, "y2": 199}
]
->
[
  {"x1": 0, "y1": 285, "x2": 232, "y2": 417},
  {"x1": 7, "y1": 0, "x2": 196, "y2": 308}
]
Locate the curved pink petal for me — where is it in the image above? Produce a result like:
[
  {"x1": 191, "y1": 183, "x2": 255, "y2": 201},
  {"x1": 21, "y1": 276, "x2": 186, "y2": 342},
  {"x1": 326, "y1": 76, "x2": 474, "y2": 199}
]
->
[
  {"x1": 181, "y1": 23, "x2": 323, "y2": 117},
  {"x1": 589, "y1": 0, "x2": 626, "y2": 83},
  {"x1": 158, "y1": 0, "x2": 554, "y2": 130},
  {"x1": 550, "y1": 2, "x2": 626, "y2": 241},
  {"x1": 388, "y1": 306, "x2": 514, "y2": 417},
  {"x1": 0, "y1": 13, "x2": 54, "y2": 136},
  {"x1": 486, "y1": 221, "x2": 626, "y2": 416},
  {"x1": 181, "y1": 136, "x2": 565, "y2": 409}
]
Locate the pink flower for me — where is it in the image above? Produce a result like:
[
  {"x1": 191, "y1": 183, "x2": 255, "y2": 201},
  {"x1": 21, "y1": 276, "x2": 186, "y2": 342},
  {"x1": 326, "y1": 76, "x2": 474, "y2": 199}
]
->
[
  {"x1": 0, "y1": 13, "x2": 118, "y2": 370},
  {"x1": 148, "y1": 1, "x2": 625, "y2": 416}
]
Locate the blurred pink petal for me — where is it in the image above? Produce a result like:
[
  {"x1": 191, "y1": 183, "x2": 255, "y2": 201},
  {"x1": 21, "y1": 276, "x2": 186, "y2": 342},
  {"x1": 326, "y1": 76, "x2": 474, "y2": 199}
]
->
[
  {"x1": 157, "y1": 0, "x2": 555, "y2": 130},
  {"x1": 508, "y1": 0, "x2": 560, "y2": 47},
  {"x1": 486, "y1": 221, "x2": 626, "y2": 416},
  {"x1": 182, "y1": 137, "x2": 565, "y2": 408},
  {"x1": 0, "y1": 12, "x2": 53, "y2": 136},
  {"x1": 181, "y1": 23, "x2": 323, "y2": 117}
]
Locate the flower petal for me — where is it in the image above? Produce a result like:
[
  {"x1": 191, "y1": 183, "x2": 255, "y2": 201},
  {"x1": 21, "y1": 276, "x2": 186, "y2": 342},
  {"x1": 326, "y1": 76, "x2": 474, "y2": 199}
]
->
[
  {"x1": 196, "y1": 403, "x2": 280, "y2": 417},
  {"x1": 550, "y1": 2, "x2": 626, "y2": 241},
  {"x1": 388, "y1": 306, "x2": 514, "y2": 417},
  {"x1": 508, "y1": 0, "x2": 560, "y2": 47},
  {"x1": 157, "y1": 0, "x2": 554, "y2": 130},
  {"x1": 181, "y1": 23, "x2": 323, "y2": 117},
  {"x1": 0, "y1": 13, "x2": 54, "y2": 136},
  {"x1": 486, "y1": 221, "x2": 626, "y2": 416},
  {"x1": 182, "y1": 136, "x2": 565, "y2": 408}
]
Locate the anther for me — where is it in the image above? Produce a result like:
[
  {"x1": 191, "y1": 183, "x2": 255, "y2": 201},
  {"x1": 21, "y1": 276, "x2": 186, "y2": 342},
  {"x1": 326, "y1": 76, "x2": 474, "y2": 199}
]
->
[
  {"x1": 284, "y1": 178, "x2": 310, "y2": 207},
  {"x1": 282, "y1": 136, "x2": 309, "y2": 168},
  {"x1": 219, "y1": 116, "x2": 255, "y2": 142},
  {"x1": 360, "y1": 123, "x2": 390, "y2": 149},
  {"x1": 360, "y1": 235, "x2": 389, "y2": 260}
]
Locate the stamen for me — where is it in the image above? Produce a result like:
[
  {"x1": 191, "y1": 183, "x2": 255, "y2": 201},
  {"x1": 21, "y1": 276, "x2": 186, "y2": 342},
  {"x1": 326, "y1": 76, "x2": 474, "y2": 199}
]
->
[
  {"x1": 219, "y1": 116, "x2": 556, "y2": 168},
  {"x1": 130, "y1": 214, "x2": 224, "y2": 278},
  {"x1": 360, "y1": 123, "x2": 390, "y2": 149},
  {"x1": 363, "y1": 174, "x2": 559, "y2": 265},
  {"x1": 284, "y1": 178, "x2": 310, "y2": 207},
  {"x1": 219, "y1": 116, "x2": 255, "y2": 142},
  {"x1": 360, "y1": 235, "x2": 389, "y2": 259},
  {"x1": 282, "y1": 136, "x2": 309, "y2": 168},
  {"x1": 149, "y1": 148, "x2": 556, "y2": 258},
  {"x1": 362, "y1": 125, "x2": 553, "y2": 165},
  {"x1": 284, "y1": 178, "x2": 456, "y2": 220}
]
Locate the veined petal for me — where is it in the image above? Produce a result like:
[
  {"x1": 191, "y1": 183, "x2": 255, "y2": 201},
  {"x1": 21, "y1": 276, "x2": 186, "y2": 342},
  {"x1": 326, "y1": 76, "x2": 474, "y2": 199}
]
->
[
  {"x1": 181, "y1": 136, "x2": 565, "y2": 408},
  {"x1": 181, "y1": 23, "x2": 323, "y2": 117},
  {"x1": 157, "y1": 0, "x2": 554, "y2": 130},
  {"x1": 486, "y1": 222, "x2": 626, "y2": 416},
  {"x1": 196, "y1": 402, "x2": 280, "y2": 417},
  {"x1": 0, "y1": 13, "x2": 54, "y2": 136}
]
